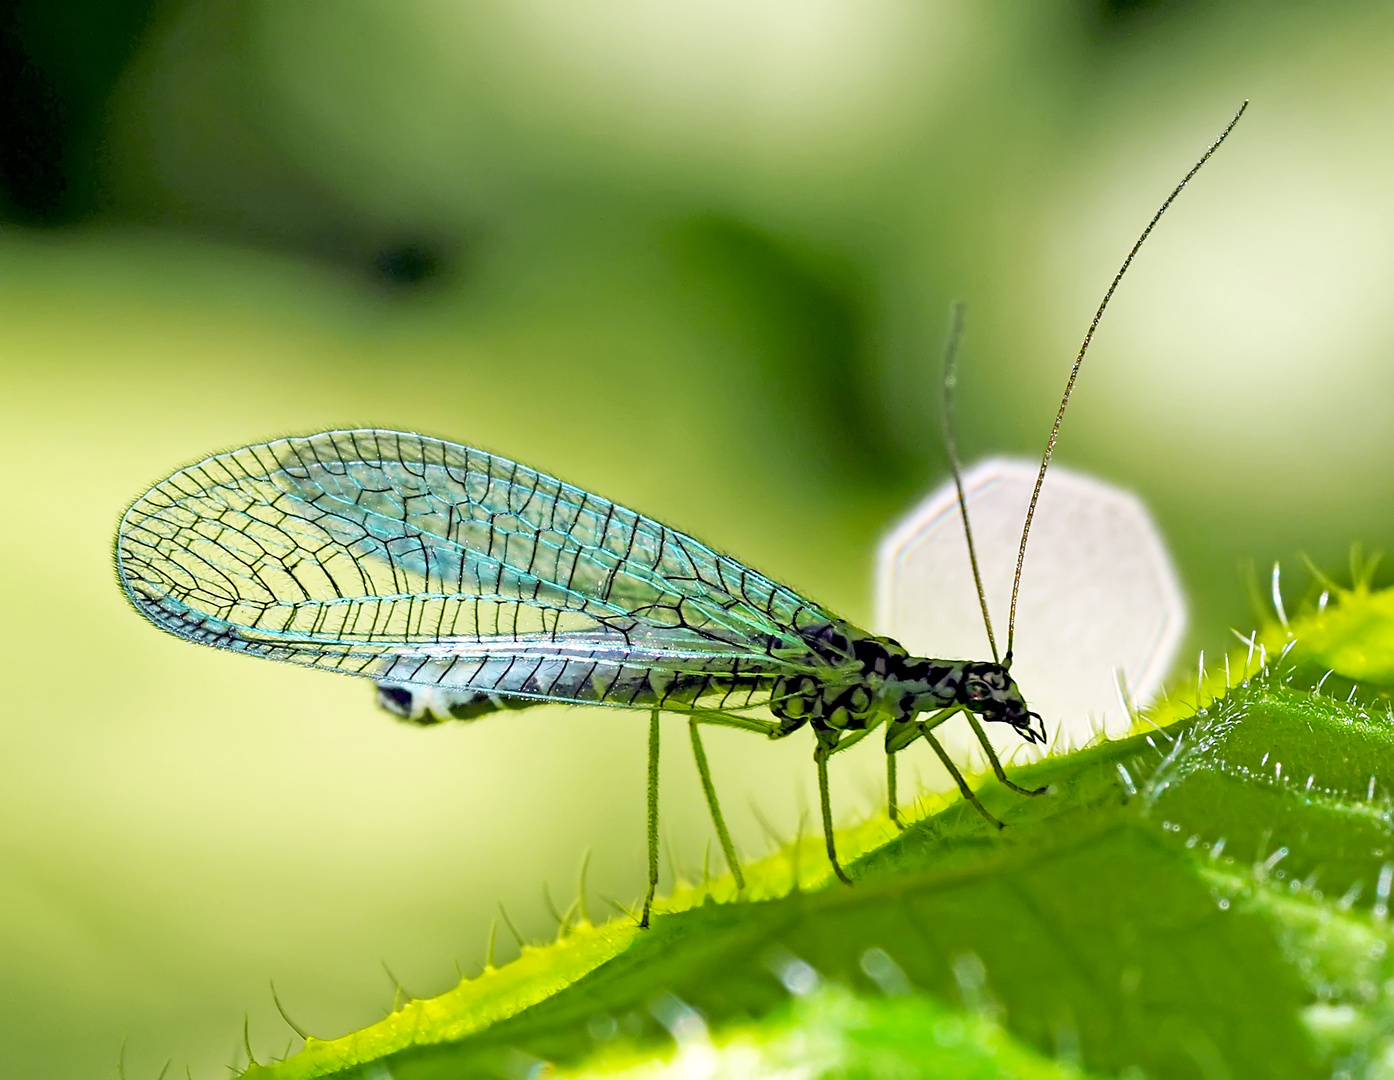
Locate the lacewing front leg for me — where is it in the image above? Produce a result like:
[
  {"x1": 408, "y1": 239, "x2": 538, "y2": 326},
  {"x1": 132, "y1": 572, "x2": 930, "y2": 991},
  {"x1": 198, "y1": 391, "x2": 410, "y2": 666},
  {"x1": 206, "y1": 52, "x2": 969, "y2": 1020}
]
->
[{"x1": 964, "y1": 712, "x2": 1047, "y2": 797}]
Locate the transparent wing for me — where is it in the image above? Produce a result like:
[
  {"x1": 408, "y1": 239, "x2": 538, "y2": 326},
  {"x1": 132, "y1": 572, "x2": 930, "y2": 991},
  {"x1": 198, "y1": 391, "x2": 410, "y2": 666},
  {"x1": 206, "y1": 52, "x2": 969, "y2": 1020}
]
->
[{"x1": 116, "y1": 429, "x2": 858, "y2": 713}]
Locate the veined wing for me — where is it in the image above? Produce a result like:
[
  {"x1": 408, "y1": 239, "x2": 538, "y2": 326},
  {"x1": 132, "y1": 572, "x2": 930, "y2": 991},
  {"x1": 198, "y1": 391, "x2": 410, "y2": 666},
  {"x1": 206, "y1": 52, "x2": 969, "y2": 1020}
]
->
[{"x1": 116, "y1": 429, "x2": 860, "y2": 713}]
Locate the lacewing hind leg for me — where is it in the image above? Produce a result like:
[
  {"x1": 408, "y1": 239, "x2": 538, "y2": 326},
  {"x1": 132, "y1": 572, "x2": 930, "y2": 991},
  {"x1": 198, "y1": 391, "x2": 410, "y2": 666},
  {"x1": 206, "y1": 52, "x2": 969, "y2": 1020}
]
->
[{"x1": 641, "y1": 710, "x2": 661, "y2": 928}]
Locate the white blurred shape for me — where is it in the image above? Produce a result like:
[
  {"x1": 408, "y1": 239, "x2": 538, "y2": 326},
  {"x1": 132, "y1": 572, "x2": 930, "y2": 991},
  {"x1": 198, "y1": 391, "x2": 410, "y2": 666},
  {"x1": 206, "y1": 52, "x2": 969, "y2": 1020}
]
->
[
  {"x1": 254, "y1": 0, "x2": 966, "y2": 217},
  {"x1": 500, "y1": 0, "x2": 949, "y2": 159},
  {"x1": 875, "y1": 458, "x2": 1186, "y2": 754}
]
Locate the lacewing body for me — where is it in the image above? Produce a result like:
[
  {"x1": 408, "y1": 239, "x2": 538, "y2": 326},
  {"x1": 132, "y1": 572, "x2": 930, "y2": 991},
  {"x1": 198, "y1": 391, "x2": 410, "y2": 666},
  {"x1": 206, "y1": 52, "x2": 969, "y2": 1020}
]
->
[
  {"x1": 117, "y1": 429, "x2": 1036, "y2": 731},
  {"x1": 116, "y1": 430, "x2": 1038, "y2": 912},
  {"x1": 115, "y1": 104, "x2": 1245, "y2": 922}
]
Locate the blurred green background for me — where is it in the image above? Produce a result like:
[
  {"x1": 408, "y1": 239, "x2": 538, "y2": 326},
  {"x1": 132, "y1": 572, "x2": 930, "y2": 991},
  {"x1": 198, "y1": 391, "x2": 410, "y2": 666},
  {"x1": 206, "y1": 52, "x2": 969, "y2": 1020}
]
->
[{"x1": 3, "y1": 2, "x2": 1394, "y2": 1076}]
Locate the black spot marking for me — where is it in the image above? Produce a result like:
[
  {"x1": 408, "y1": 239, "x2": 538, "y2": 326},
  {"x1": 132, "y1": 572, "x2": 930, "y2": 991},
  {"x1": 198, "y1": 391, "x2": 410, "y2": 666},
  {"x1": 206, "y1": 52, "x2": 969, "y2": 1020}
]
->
[
  {"x1": 376, "y1": 684, "x2": 414, "y2": 717},
  {"x1": 802, "y1": 621, "x2": 854, "y2": 661},
  {"x1": 853, "y1": 634, "x2": 905, "y2": 676}
]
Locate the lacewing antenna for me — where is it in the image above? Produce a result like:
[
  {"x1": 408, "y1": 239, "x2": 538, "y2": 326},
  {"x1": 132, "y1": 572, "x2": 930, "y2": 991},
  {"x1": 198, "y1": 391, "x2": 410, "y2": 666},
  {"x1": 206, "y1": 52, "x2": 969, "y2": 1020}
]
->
[
  {"x1": 1004, "y1": 99, "x2": 1249, "y2": 661},
  {"x1": 939, "y1": 303, "x2": 1001, "y2": 664}
]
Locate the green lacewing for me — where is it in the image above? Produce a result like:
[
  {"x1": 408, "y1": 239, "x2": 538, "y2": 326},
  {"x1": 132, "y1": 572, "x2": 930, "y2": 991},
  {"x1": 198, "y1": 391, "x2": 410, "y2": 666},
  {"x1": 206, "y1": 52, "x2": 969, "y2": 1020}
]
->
[{"x1": 115, "y1": 104, "x2": 1245, "y2": 925}]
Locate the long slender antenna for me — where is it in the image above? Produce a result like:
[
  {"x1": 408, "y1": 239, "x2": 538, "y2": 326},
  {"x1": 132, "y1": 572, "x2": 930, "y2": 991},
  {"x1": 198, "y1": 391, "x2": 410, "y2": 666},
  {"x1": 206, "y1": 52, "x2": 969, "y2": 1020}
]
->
[
  {"x1": 940, "y1": 303, "x2": 1000, "y2": 663},
  {"x1": 1005, "y1": 100, "x2": 1249, "y2": 659}
]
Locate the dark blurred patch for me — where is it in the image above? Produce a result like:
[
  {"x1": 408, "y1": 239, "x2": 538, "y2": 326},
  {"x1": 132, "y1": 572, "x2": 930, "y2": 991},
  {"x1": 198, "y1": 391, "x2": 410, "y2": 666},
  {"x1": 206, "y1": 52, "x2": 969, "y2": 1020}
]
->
[
  {"x1": 0, "y1": 0, "x2": 464, "y2": 292},
  {"x1": 671, "y1": 216, "x2": 909, "y2": 488},
  {"x1": 372, "y1": 241, "x2": 451, "y2": 288},
  {"x1": 1097, "y1": 0, "x2": 1167, "y2": 17},
  {"x1": 0, "y1": 9, "x2": 66, "y2": 219},
  {"x1": 0, "y1": 0, "x2": 158, "y2": 222},
  {"x1": 1087, "y1": 0, "x2": 1197, "y2": 38}
]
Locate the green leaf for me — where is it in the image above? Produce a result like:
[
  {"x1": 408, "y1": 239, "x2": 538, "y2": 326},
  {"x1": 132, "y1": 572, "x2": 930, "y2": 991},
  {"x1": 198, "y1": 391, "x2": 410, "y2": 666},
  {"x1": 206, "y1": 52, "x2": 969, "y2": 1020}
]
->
[
  {"x1": 555, "y1": 986, "x2": 1106, "y2": 1080},
  {"x1": 239, "y1": 584, "x2": 1394, "y2": 1080}
]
